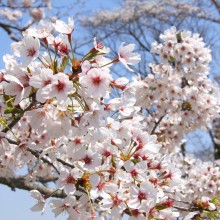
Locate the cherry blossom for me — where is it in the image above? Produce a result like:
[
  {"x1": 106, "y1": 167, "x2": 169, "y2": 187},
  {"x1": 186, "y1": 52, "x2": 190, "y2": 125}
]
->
[
  {"x1": 79, "y1": 67, "x2": 112, "y2": 98},
  {"x1": 118, "y1": 43, "x2": 141, "y2": 71},
  {"x1": 55, "y1": 17, "x2": 74, "y2": 35},
  {"x1": 93, "y1": 37, "x2": 110, "y2": 54},
  {"x1": 40, "y1": 72, "x2": 75, "y2": 109},
  {"x1": 50, "y1": 196, "x2": 80, "y2": 218},
  {"x1": 57, "y1": 168, "x2": 83, "y2": 195},
  {"x1": 11, "y1": 36, "x2": 40, "y2": 66},
  {"x1": 30, "y1": 190, "x2": 46, "y2": 214},
  {"x1": 29, "y1": 68, "x2": 54, "y2": 102},
  {"x1": 24, "y1": 20, "x2": 54, "y2": 39}
]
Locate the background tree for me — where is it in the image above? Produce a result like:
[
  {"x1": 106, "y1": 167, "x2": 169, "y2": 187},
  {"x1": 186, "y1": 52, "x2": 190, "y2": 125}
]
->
[{"x1": 0, "y1": 0, "x2": 87, "y2": 42}]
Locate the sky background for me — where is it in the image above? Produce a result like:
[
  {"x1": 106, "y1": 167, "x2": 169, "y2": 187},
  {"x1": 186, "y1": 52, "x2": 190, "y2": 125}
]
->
[{"x1": 0, "y1": 0, "x2": 214, "y2": 219}]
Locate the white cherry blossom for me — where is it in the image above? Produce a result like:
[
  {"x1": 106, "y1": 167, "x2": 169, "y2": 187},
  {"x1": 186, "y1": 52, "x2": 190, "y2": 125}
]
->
[
  {"x1": 55, "y1": 17, "x2": 74, "y2": 34},
  {"x1": 118, "y1": 43, "x2": 141, "y2": 71},
  {"x1": 11, "y1": 36, "x2": 40, "y2": 66}
]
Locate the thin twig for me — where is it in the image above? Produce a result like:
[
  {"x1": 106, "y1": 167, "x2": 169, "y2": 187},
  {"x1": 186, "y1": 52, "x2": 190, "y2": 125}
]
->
[{"x1": 150, "y1": 115, "x2": 165, "y2": 135}]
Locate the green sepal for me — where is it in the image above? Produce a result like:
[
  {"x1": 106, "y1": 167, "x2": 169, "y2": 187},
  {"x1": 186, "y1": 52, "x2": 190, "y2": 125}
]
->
[
  {"x1": 0, "y1": 117, "x2": 7, "y2": 127},
  {"x1": 4, "y1": 107, "x2": 22, "y2": 114},
  {"x1": 155, "y1": 204, "x2": 166, "y2": 210},
  {"x1": 60, "y1": 56, "x2": 69, "y2": 72},
  {"x1": 53, "y1": 59, "x2": 58, "y2": 73},
  {"x1": 176, "y1": 32, "x2": 182, "y2": 43},
  {"x1": 169, "y1": 56, "x2": 175, "y2": 63},
  {"x1": 3, "y1": 95, "x2": 14, "y2": 108},
  {"x1": 27, "y1": 67, "x2": 31, "y2": 74},
  {"x1": 211, "y1": 197, "x2": 220, "y2": 205},
  {"x1": 203, "y1": 210, "x2": 219, "y2": 219}
]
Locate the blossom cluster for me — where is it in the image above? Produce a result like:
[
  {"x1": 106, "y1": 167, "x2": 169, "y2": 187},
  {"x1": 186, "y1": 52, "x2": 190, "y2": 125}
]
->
[
  {"x1": 81, "y1": 0, "x2": 204, "y2": 27},
  {"x1": 0, "y1": 17, "x2": 219, "y2": 220},
  {"x1": 183, "y1": 157, "x2": 220, "y2": 200},
  {"x1": 130, "y1": 26, "x2": 220, "y2": 149}
]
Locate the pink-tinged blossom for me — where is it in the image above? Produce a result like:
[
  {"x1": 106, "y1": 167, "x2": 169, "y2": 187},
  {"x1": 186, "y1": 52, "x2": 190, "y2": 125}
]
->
[
  {"x1": 124, "y1": 161, "x2": 147, "y2": 181},
  {"x1": 55, "y1": 17, "x2": 74, "y2": 34},
  {"x1": 95, "y1": 55, "x2": 113, "y2": 68},
  {"x1": 76, "y1": 147, "x2": 102, "y2": 171},
  {"x1": 200, "y1": 196, "x2": 216, "y2": 211},
  {"x1": 183, "y1": 211, "x2": 200, "y2": 220},
  {"x1": 11, "y1": 36, "x2": 40, "y2": 66},
  {"x1": 128, "y1": 182, "x2": 157, "y2": 209},
  {"x1": 79, "y1": 67, "x2": 112, "y2": 98},
  {"x1": 30, "y1": 190, "x2": 46, "y2": 214},
  {"x1": 81, "y1": 60, "x2": 92, "y2": 74},
  {"x1": 1, "y1": 151, "x2": 15, "y2": 169},
  {"x1": 89, "y1": 173, "x2": 114, "y2": 200},
  {"x1": 29, "y1": 68, "x2": 54, "y2": 102},
  {"x1": 25, "y1": 107, "x2": 50, "y2": 130},
  {"x1": 160, "y1": 26, "x2": 177, "y2": 42},
  {"x1": 42, "y1": 72, "x2": 75, "y2": 107},
  {"x1": 156, "y1": 208, "x2": 180, "y2": 220},
  {"x1": 47, "y1": 34, "x2": 61, "y2": 50},
  {"x1": 100, "y1": 188, "x2": 127, "y2": 220},
  {"x1": 94, "y1": 37, "x2": 110, "y2": 54},
  {"x1": 1, "y1": 8, "x2": 22, "y2": 21},
  {"x1": 30, "y1": 8, "x2": 44, "y2": 22},
  {"x1": 24, "y1": 20, "x2": 54, "y2": 39},
  {"x1": 22, "y1": 0, "x2": 35, "y2": 8},
  {"x1": 3, "y1": 74, "x2": 28, "y2": 105},
  {"x1": 132, "y1": 130, "x2": 160, "y2": 154},
  {"x1": 50, "y1": 196, "x2": 80, "y2": 218},
  {"x1": 118, "y1": 43, "x2": 141, "y2": 71},
  {"x1": 56, "y1": 34, "x2": 70, "y2": 55},
  {"x1": 3, "y1": 54, "x2": 17, "y2": 70},
  {"x1": 57, "y1": 168, "x2": 83, "y2": 195},
  {"x1": 43, "y1": 107, "x2": 71, "y2": 138}
]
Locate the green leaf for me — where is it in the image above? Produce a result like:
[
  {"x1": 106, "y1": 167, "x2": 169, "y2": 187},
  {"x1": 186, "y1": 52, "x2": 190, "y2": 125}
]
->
[
  {"x1": 211, "y1": 197, "x2": 220, "y2": 205},
  {"x1": 60, "y1": 56, "x2": 69, "y2": 72},
  {"x1": 176, "y1": 32, "x2": 182, "y2": 43},
  {"x1": 203, "y1": 210, "x2": 219, "y2": 220},
  {"x1": 3, "y1": 95, "x2": 14, "y2": 108},
  {"x1": 0, "y1": 117, "x2": 7, "y2": 127},
  {"x1": 53, "y1": 59, "x2": 58, "y2": 73},
  {"x1": 27, "y1": 67, "x2": 31, "y2": 73},
  {"x1": 155, "y1": 204, "x2": 166, "y2": 210},
  {"x1": 4, "y1": 107, "x2": 22, "y2": 114},
  {"x1": 169, "y1": 56, "x2": 175, "y2": 63}
]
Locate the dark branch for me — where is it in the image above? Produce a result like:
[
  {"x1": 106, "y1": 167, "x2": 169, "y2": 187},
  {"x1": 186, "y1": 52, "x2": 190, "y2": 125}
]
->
[
  {"x1": 151, "y1": 115, "x2": 165, "y2": 135},
  {"x1": 0, "y1": 175, "x2": 65, "y2": 198}
]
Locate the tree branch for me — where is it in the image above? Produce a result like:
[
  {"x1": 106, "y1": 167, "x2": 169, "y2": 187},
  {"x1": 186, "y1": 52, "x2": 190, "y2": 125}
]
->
[
  {"x1": 0, "y1": 175, "x2": 65, "y2": 198},
  {"x1": 151, "y1": 115, "x2": 165, "y2": 135},
  {"x1": 27, "y1": 148, "x2": 60, "y2": 174}
]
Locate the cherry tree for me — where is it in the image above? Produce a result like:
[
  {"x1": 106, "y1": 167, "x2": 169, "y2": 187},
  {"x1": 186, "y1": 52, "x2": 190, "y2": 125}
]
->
[
  {"x1": 0, "y1": 0, "x2": 51, "y2": 42},
  {"x1": 0, "y1": 15, "x2": 220, "y2": 220}
]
